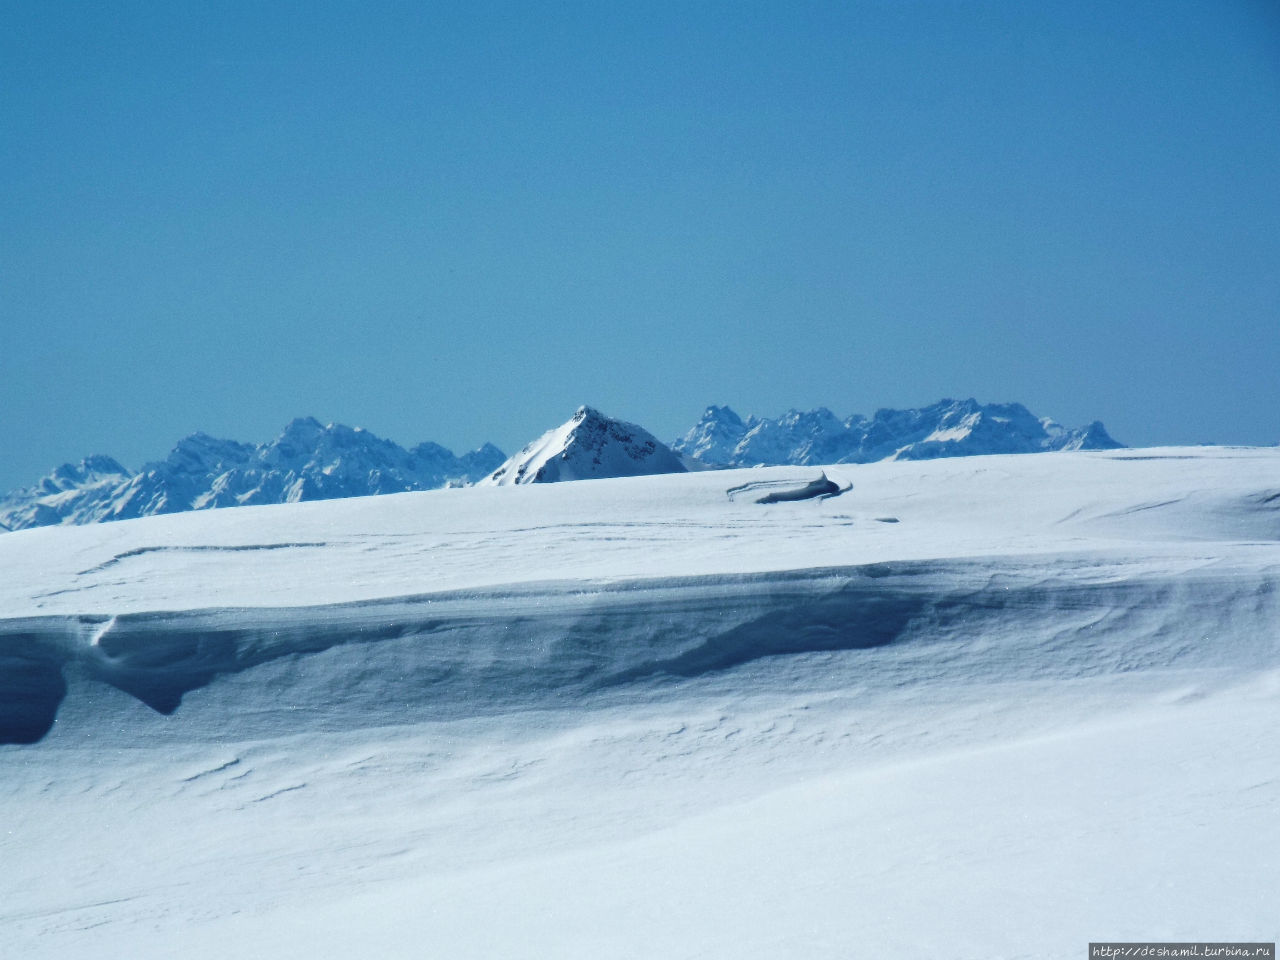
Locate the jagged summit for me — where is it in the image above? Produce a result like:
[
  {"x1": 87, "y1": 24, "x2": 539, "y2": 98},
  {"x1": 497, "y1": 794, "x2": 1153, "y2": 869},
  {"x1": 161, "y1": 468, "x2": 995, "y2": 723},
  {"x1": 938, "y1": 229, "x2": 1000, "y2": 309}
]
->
[
  {"x1": 673, "y1": 398, "x2": 1123, "y2": 466},
  {"x1": 37, "y1": 454, "x2": 132, "y2": 495},
  {"x1": 677, "y1": 405, "x2": 750, "y2": 465},
  {"x1": 0, "y1": 421, "x2": 505, "y2": 531},
  {"x1": 483, "y1": 406, "x2": 688, "y2": 486},
  {"x1": 2, "y1": 455, "x2": 135, "y2": 530}
]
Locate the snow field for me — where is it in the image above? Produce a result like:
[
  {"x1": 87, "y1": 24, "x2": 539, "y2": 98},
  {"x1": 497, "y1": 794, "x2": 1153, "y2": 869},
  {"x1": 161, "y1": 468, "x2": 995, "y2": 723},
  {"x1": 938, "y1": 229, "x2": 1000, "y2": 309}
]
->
[{"x1": 1, "y1": 446, "x2": 1278, "y2": 957}]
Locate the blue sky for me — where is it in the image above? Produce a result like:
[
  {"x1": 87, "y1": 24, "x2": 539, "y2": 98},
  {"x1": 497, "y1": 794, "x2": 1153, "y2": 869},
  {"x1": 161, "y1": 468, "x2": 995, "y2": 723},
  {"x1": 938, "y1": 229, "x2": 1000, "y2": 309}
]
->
[{"x1": 2, "y1": 0, "x2": 1278, "y2": 490}]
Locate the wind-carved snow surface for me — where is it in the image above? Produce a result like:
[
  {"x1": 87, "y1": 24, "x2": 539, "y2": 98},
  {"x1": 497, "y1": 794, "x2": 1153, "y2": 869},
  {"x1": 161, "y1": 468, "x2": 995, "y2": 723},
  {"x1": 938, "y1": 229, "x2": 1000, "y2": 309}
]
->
[{"x1": 1, "y1": 446, "x2": 1279, "y2": 958}]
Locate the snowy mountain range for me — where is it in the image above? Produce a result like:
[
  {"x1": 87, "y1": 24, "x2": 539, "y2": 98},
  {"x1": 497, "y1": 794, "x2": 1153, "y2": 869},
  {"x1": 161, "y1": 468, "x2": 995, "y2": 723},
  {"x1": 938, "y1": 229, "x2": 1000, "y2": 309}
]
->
[
  {"x1": 672, "y1": 398, "x2": 1122, "y2": 467},
  {"x1": 0, "y1": 418, "x2": 505, "y2": 531},
  {"x1": 0, "y1": 399, "x2": 1121, "y2": 530}
]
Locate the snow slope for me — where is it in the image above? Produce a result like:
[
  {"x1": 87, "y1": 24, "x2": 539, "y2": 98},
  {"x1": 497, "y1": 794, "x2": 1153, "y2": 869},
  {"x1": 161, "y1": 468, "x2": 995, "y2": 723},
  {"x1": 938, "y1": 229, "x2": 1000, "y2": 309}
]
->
[{"x1": 1, "y1": 446, "x2": 1278, "y2": 957}]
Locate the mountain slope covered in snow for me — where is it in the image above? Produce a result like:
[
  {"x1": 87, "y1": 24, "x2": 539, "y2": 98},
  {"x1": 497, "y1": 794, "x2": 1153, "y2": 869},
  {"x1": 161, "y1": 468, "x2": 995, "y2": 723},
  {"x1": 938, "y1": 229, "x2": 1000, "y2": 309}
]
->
[
  {"x1": 1, "y1": 446, "x2": 1278, "y2": 957},
  {"x1": 482, "y1": 406, "x2": 686, "y2": 485},
  {"x1": 0, "y1": 418, "x2": 504, "y2": 530},
  {"x1": 674, "y1": 398, "x2": 1122, "y2": 466}
]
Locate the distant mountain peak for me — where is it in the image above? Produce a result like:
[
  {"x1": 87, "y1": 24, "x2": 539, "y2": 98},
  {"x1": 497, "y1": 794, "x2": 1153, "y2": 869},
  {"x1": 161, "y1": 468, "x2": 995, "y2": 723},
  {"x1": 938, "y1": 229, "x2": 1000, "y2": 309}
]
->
[
  {"x1": 483, "y1": 407, "x2": 687, "y2": 486},
  {"x1": 41, "y1": 455, "x2": 132, "y2": 494},
  {"x1": 675, "y1": 405, "x2": 752, "y2": 465},
  {"x1": 699, "y1": 404, "x2": 745, "y2": 426}
]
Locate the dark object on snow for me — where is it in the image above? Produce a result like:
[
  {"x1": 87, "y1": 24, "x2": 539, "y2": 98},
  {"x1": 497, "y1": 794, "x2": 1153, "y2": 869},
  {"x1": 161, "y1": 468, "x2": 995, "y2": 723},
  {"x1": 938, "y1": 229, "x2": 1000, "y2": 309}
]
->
[{"x1": 756, "y1": 473, "x2": 842, "y2": 504}]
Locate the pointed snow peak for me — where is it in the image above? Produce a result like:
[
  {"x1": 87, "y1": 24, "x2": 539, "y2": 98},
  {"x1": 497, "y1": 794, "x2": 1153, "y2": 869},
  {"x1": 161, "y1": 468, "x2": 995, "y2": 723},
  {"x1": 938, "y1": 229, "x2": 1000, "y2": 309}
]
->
[
  {"x1": 48, "y1": 455, "x2": 131, "y2": 487},
  {"x1": 269, "y1": 416, "x2": 331, "y2": 464},
  {"x1": 1080, "y1": 421, "x2": 1122, "y2": 447},
  {"x1": 483, "y1": 408, "x2": 687, "y2": 486},
  {"x1": 277, "y1": 416, "x2": 327, "y2": 443},
  {"x1": 778, "y1": 407, "x2": 840, "y2": 430},
  {"x1": 165, "y1": 432, "x2": 255, "y2": 475},
  {"x1": 79, "y1": 454, "x2": 131, "y2": 477},
  {"x1": 701, "y1": 405, "x2": 745, "y2": 427},
  {"x1": 173, "y1": 430, "x2": 218, "y2": 448},
  {"x1": 285, "y1": 415, "x2": 324, "y2": 429},
  {"x1": 35, "y1": 455, "x2": 133, "y2": 498},
  {"x1": 457, "y1": 442, "x2": 507, "y2": 479},
  {"x1": 1054, "y1": 420, "x2": 1124, "y2": 451},
  {"x1": 671, "y1": 405, "x2": 750, "y2": 465}
]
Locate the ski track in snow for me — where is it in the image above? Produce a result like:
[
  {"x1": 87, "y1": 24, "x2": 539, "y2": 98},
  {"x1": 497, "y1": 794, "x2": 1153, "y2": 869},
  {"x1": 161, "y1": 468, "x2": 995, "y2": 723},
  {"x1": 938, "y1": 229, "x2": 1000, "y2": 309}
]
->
[{"x1": 1, "y1": 446, "x2": 1279, "y2": 958}]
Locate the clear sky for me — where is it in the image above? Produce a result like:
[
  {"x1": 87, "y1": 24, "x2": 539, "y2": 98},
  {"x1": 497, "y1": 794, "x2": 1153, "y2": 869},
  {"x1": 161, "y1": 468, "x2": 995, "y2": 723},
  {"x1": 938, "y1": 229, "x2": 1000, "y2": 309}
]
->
[{"x1": 2, "y1": 0, "x2": 1278, "y2": 491}]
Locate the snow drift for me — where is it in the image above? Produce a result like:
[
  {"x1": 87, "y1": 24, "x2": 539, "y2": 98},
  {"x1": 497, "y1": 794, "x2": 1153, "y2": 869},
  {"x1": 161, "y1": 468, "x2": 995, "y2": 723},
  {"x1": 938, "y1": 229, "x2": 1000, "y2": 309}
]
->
[{"x1": 4, "y1": 556, "x2": 1275, "y2": 748}]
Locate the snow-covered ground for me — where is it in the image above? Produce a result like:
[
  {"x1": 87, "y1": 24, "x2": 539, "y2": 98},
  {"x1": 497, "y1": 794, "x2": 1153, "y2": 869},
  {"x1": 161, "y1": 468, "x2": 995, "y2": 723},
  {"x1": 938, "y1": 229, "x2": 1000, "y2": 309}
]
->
[{"x1": 2, "y1": 447, "x2": 1278, "y2": 958}]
